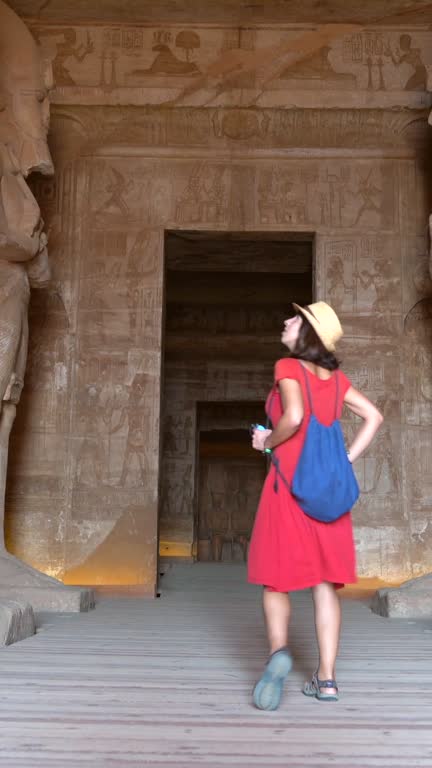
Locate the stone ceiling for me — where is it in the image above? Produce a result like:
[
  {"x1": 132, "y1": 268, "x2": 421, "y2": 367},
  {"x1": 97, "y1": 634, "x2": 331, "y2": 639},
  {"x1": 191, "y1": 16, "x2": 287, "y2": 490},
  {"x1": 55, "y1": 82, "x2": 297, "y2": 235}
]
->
[{"x1": 5, "y1": 0, "x2": 432, "y2": 25}]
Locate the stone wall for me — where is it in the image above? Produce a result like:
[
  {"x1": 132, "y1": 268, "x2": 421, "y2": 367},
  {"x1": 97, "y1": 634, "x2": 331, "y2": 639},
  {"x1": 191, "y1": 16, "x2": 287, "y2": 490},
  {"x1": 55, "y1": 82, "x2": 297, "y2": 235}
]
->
[{"x1": 4, "y1": 18, "x2": 432, "y2": 589}]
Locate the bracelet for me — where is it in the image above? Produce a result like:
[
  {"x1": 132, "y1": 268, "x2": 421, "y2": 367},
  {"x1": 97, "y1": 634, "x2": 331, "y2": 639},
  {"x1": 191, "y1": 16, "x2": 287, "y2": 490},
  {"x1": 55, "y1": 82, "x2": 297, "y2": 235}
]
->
[{"x1": 263, "y1": 447, "x2": 272, "y2": 455}]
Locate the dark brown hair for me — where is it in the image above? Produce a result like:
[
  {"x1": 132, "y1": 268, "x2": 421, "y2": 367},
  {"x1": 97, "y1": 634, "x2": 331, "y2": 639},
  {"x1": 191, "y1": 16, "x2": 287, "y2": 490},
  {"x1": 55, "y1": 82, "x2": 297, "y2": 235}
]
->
[{"x1": 290, "y1": 314, "x2": 340, "y2": 371}]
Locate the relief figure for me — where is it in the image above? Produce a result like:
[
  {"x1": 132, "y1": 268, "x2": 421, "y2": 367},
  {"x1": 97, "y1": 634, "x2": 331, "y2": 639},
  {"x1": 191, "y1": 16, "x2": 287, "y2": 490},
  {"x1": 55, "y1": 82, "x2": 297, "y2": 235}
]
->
[
  {"x1": 110, "y1": 374, "x2": 152, "y2": 487},
  {"x1": 128, "y1": 31, "x2": 201, "y2": 79},
  {"x1": 385, "y1": 34, "x2": 427, "y2": 91},
  {"x1": 36, "y1": 28, "x2": 94, "y2": 87}
]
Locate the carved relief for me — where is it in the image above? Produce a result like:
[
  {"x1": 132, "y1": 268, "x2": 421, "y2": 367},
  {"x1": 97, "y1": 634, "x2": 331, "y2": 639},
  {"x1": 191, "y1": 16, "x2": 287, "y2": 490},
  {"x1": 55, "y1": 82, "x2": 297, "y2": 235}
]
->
[
  {"x1": 278, "y1": 44, "x2": 356, "y2": 88},
  {"x1": 128, "y1": 30, "x2": 201, "y2": 79},
  {"x1": 339, "y1": 341, "x2": 402, "y2": 529},
  {"x1": 342, "y1": 31, "x2": 428, "y2": 91},
  {"x1": 96, "y1": 167, "x2": 134, "y2": 216},
  {"x1": 212, "y1": 109, "x2": 269, "y2": 141},
  {"x1": 31, "y1": 23, "x2": 432, "y2": 108},
  {"x1": 176, "y1": 163, "x2": 229, "y2": 224},
  {"x1": 325, "y1": 236, "x2": 401, "y2": 315},
  {"x1": 384, "y1": 34, "x2": 427, "y2": 91},
  {"x1": 258, "y1": 167, "x2": 308, "y2": 226},
  {"x1": 317, "y1": 164, "x2": 395, "y2": 230},
  {"x1": 198, "y1": 459, "x2": 264, "y2": 562},
  {"x1": 256, "y1": 162, "x2": 395, "y2": 231},
  {"x1": 73, "y1": 350, "x2": 159, "y2": 494},
  {"x1": 401, "y1": 236, "x2": 432, "y2": 313},
  {"x1": 108, "y1": 374, "x2": 154, "y2": 487},
  {"x1": 404, "y1": 427, "x2": 432, "y2": 510},
  {"x1": 48, "y1": 104, "x2": 430, "y2": 155},
  {"x1": 404, "y1": 299, "x2": 432, "y2": 426},
  {"x1": 34, "y1": 28, "x2": 94, "y2": 86}
]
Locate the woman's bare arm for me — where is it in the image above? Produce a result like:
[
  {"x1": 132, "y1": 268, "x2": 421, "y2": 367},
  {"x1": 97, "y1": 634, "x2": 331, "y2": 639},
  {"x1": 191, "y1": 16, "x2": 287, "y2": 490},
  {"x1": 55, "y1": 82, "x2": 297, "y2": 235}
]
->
[
  {"x1": 343, "y1": 386, "x2": 383, "y2": 462},
  {"x1": 263, "y1": 378, "x2": 304, "y2": 451}
]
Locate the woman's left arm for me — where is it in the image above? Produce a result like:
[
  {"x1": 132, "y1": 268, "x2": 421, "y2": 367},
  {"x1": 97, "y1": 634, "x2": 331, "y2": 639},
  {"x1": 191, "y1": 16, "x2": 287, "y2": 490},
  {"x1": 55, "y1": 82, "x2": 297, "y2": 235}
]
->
[
  {"x1": 251, "y1": 378, "x2": 304, "y2": 454},
  {"x1": 264, "y1": 378, "x2": 303, "y2": 450}
]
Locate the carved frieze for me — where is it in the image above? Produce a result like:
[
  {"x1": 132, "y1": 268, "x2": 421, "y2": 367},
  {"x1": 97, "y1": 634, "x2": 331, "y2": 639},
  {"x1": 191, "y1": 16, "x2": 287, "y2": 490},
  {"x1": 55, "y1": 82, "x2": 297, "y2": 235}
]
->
[
  {"x1": 29, "y1": 23, "x2": 432, "y2": 109},
  {"x1": 50, "y1": 105, "x2": 430, "y2": 155}
]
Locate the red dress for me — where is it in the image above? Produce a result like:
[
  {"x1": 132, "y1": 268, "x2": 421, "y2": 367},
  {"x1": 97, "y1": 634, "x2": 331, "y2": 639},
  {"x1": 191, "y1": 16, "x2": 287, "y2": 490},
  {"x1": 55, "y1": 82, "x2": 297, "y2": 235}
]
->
[{"x1": 248, "y1": 358, "x2": 357, "y2": 592}]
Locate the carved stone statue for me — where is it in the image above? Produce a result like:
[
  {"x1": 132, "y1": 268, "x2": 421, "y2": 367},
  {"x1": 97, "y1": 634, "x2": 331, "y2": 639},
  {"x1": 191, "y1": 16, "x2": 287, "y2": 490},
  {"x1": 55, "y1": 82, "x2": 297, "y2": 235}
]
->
[{"x1": 0, "y1": 1, "x2": 93, "y2": 611}]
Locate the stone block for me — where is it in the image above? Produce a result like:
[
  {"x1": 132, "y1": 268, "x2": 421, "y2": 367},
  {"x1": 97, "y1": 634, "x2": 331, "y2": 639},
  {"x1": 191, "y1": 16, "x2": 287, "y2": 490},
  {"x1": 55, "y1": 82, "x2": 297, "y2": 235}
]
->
[
  {"x1": 0, "y1": 600, "x2": 35, "y2": 645},
  {"x1": 0, "y1": 586, "x2": 95, "y2": 613},
  {"x1": 371, "y1": 573, "x2": 432, "y2": 619}
]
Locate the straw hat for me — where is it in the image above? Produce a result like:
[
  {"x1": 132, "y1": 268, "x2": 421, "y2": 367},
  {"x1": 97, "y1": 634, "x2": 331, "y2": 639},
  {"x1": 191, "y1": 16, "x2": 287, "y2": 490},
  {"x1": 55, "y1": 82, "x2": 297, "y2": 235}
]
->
[{"x1": 292, "y1": 301, "x2": 343, "y2": 352}]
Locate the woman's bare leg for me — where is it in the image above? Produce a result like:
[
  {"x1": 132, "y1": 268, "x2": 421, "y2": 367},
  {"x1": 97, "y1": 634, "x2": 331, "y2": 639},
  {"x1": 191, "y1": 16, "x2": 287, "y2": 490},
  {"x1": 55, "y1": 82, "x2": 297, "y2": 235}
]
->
[
  {"x1": 253, "y1": 588, "x2": 292, "y2": 710},
  {"x1": 263, "y1": 588, "x2": 291, "y2": 654},
  {"x1": 311, "y1": 581, "x2": 341, "y2": 695}
]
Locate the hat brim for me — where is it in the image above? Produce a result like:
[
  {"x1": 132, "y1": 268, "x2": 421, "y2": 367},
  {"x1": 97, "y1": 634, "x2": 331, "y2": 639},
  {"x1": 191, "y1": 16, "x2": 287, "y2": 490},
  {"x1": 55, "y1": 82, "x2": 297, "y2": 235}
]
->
[{"x1": 292, "y1": 302, "x2": 336, "y2": 352}]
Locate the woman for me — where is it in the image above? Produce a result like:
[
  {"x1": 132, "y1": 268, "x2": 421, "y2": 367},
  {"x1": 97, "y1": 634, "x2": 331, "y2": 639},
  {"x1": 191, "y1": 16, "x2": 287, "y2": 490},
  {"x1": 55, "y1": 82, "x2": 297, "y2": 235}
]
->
[{"x1": 248, "y1": 301, "x2": 383, "y2": 709}]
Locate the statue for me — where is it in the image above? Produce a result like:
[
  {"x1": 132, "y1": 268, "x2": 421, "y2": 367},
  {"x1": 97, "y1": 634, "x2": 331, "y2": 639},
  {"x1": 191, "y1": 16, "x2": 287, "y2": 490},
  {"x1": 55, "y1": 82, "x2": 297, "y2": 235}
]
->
[{"x1": 0, "y1": 1, "x2": 93, "y2": 611}]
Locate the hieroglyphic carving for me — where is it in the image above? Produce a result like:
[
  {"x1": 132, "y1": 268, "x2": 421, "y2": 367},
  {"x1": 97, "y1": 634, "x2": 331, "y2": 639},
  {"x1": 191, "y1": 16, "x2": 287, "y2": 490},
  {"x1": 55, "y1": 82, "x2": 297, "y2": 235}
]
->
[
  {"x1": 30, "y1": 22, "x2": 432, "y2": 108},
  {"x1": 109, "y1": 374, "x2": 154, "y2": 487},
  {"x1": 73, "y1": 348, "x2": 160, "y2": 492},
  {"x1": 401, "y1": 236, "x2": 432, "y2": 317},
  {"x1": 96, "y1": 167, "x2": 133, "y2": 216},
  {"x1": 127, "y1": 30, "x2": 201, "y2": 79},
  {"x1": 278, "y1": 44, "x2": 356, "y2": 88},
  {"x1": 384, "y1": 34, "x2": 427, "y2": 91},
  {"x1": 33, "y1": 28, "x2": 94, "y2": 86},
  {"x1": 166, "y1": 305, "x2": 288, "y2": 335},
  {"x1": 48, "y1": 104, "x2": 430, "y2": 156},
  {"x1": 103, "y1": 27, "x2": 144, "y2": 51},
  {"x1": 256, "y1": 161, "x2": 396, "y2": 231},
  {"x1": 198, "y1": 459, "x2": 264, "y2": 562},
  {"x1": 340, "y1": 345, "x2": 402, "y2": 527},
  {"x1": 212, "y1": 109, "x2": 269, "y2": 141},
  {"x1": 408, "y1": 429, "x2": 432, "y2": 503},
  {"x1": 176, "y1": 163, "x2": 229, "y2": 224},
  {"x1": 404, "y1": 298, "x2": 432, "y2": 426},
  {"x1": 319, "y1": 164, "x2": 395, "y2": 229},
  {"x1": 325, "y1": 236, "x2": 401, "y2": 315},
  {"x1": 258, "y1": 167, "x2": 308, "y2": 226},
  {"x1": 343, "y1": 31, "x2": 428, "y2": 91}
]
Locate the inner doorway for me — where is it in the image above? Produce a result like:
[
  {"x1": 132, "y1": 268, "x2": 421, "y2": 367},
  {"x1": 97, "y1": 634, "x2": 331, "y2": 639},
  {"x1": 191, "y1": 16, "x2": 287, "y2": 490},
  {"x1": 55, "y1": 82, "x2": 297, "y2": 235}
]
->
[
  {"x1": 159, "y1": 231, "x2": 313, "y2": 563},
  {"x1": 196, "y1": 401, "x2": 266, "y2": 562}
]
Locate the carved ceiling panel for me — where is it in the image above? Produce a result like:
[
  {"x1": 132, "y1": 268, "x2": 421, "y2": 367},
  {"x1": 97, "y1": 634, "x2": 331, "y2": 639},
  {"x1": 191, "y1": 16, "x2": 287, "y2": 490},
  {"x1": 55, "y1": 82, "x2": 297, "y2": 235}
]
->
[{"x1": 6, "y1": 0, "x2": 432, "y2": 25}]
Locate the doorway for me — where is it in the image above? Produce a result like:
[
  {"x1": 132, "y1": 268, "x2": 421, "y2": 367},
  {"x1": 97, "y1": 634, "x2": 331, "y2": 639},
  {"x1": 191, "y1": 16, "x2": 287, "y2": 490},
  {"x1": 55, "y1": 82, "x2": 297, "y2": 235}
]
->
[
  {"x1": 159, "y1": 230, "x2": 314, "y2": 563},
  {"x1": 196, "y1": 401, "x2": 266, "y2": 562}
]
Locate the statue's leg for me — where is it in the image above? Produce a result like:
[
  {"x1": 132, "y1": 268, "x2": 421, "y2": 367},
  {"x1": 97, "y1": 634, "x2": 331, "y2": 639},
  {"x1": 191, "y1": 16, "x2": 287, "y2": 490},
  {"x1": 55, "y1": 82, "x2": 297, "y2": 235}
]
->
[
  {"x1": 0, "y1": 401, "x2": 16, "y2": 551},
  {"x1": 0, "y1": 402, "x2": 74, "y2": 586},
  {"x1": 0, "y1": 398, "x2": 95, "y2": 610}
]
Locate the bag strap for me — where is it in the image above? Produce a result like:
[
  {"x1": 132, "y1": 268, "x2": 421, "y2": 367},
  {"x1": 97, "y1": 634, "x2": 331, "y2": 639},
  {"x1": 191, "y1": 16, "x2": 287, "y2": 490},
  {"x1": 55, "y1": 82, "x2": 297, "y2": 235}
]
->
[
  {"x1": 270, "y1": 453, "x2": 290, "y2": 494},
  {"x1": 334, "y1": 371, "x2": 339, "y2": 421},
  {"x1": 300, "y1": 361, "x2": 340, "y2": 421},
  {"x1": 299, "y1": 361, "x2": 314, "y2": 414}
]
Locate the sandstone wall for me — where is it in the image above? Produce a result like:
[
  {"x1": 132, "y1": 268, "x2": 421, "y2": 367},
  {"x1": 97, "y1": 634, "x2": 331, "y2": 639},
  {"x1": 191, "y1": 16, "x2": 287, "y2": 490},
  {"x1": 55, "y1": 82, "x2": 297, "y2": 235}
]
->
[{"x1": 4, "y1": 20, "x2": 432, "y2": 589}]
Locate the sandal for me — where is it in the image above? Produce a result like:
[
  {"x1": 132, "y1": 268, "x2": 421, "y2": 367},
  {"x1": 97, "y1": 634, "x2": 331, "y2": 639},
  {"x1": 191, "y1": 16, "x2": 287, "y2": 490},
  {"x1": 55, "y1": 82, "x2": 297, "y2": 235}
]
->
[
  {"x1": 302, "y1": 672, "x2": 339, "y2": 702},
  {"x1": 252, "y1": 648, "x2": 292, "y2": 711}
]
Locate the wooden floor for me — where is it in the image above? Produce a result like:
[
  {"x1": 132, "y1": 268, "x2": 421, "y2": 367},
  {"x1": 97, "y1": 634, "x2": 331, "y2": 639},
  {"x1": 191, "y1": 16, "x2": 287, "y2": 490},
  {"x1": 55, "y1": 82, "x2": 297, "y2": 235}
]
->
[{"x1": 0, "y1": 563, "x2": 431, "y2": 767}]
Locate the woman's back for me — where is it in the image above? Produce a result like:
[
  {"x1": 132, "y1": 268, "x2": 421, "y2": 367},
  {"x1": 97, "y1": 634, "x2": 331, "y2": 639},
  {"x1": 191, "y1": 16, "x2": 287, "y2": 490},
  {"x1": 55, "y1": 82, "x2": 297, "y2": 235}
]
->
[{"x1": 270, "y1": 357, "x2": 351, "y2": 434}]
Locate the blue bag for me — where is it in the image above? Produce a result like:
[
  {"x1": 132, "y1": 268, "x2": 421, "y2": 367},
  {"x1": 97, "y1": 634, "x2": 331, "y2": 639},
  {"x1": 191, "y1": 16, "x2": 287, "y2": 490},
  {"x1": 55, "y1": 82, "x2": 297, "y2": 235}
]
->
[{"x1": 271, "y1": 362, "x2": 359, "y2": 523}]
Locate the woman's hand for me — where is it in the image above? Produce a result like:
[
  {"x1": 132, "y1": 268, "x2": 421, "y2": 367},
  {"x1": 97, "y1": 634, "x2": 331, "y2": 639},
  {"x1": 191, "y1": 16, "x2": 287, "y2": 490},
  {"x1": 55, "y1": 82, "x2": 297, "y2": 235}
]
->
[
  {"x1": 252, "y1": 428, "x2": 272, "y2": 452},
  {"x1": 343, "y1": 386, "x2": 384, "y2": 462}
]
